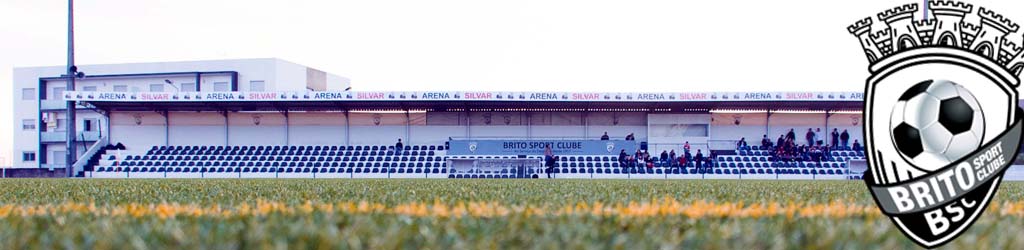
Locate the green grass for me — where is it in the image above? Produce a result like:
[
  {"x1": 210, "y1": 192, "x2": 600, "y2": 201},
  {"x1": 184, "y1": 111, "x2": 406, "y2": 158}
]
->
[{"x1": 0, "y1": 179, "x2": 1021, "y2": 249}]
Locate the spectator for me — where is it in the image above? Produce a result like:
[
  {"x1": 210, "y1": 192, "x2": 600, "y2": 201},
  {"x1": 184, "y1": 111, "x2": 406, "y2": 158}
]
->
[
  {"x1": 694, "y1": 150, "x2": 704, "y2": 171},
  {"x1": 684, "y1": 141, "x2": 691, "y2": 153},
  {"x1": 668, "y1": 150, "x2": 677, "y2": 167},
  {"x1": 625, "y1": 133, "x2": 635, "y2": 141},
  {"x1": 601, "y1": 132, "x2": 610, "y2": 140},
  {"x1": 815, "y1": 128, "x2": 823, "y2": 145},
  {"x1": 786, "y1": 129, "x2": 796, "y2": 141},
  {"x1": 634, "y1": 149, "x2": 644, "y2": 170},
  {"x1": 677, "y1": 155, "x2": 686, "y2": 171},
  {"x1": 840, "y1": 129, "x2": 851, "y2": 149},
  {"x1": 831, "y1": 128, "x2": 840, "y2": 148},
  {"x1": 776, "y1": 135, "x2": 785, "y2": 150},
  {"x1": 805, "y1": 128, "x2": 815, "y2": 146},
  {"x1": 660, "y1": 150, "x2": 669, "y2": 165},
  {"x1": 852, "y1": 140, "x2": 863, "y2": 151},
  {"x1": 445, "y1": 137, "x2": 452, "y2": 150},
  {"x1": 395, "y1": 139, "x2": 404, "y2": 155},
  {"x1": 684, "y1": 150, "x2": 693, "y2": 166},
  {"x1": 544, "y1": 145, "x2": 556, "y2": 178},
  {"x1": 737, "y1": 137, "x2": 748, "y2": 150},
  {"x1": 618, "y1": 149, "x2": 628, "y2": 167},
  {"x1": 761, "y1": 135, "x2": 771, "y2": 149}
]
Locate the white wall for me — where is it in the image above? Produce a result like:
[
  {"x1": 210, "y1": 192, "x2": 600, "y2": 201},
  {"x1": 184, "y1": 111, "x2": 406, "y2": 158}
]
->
[
  {"x1": 411, "y1": 126, "x2": 465, "y2": 145},
  {"x1": 110, "y1": 112, "x2": 167, "y2": 155},
  {"x1": 350, "y1": 126, "x2": 405, "y2": 145}
]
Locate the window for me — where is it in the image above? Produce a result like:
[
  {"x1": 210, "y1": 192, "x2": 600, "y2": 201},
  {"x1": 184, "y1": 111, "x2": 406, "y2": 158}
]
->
[
  {"x1": 56, "y1": 118, "x2": 67, "y2": 132},
  {"x1": 84, "y1": 119, "x2": 95, "y2": 132},
  {"x1": 22, "y1": 119, "x2": 36, "y2": 130},
  {"x1": 22, "y1": 88, "x2": 36, "y2": 100},
  {"x1": 181, "y1": 83, "x2": 196, "y2": 92},
  {"x1": 149, "y1": 84, "x2": 164, "y2": 92},
  {"x1": 249, "y1": 80, "x2": 265, "y2": 91},
  {"x1": 213, "y1": 82, "x2": 230, "y2": 91},
  {"x1": 113, "y1": 85, "x2": 128, "y2": 92},
  {"x1": 22, "y1": 152, "x2": 36, "y2": 162},
  {"x1": 131, "y1": 86, "x2": 141, "y2": 92},
  {"x1": 83, "y1": 86, "x2": 97, "y2": 92},
  {"x1": 52, "y1": 151, "x2": 66, "y2": 165},
  {"x1": 52, "y1": 87, "x2": 65, "y2": 100}
]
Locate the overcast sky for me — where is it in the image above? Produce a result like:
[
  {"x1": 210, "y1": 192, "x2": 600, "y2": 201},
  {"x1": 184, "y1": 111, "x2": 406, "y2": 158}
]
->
[{"x1": 2, "y1": 0, "x2": 1023, "y2": 165}]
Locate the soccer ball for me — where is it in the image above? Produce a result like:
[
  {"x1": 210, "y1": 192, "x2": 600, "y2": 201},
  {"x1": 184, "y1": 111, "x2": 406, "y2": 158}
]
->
[{"x1": 889, "y1": 79, "x2": 984, "y2": 172}]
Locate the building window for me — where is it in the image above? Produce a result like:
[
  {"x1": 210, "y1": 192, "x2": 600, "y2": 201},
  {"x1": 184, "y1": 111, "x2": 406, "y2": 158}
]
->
[
  {"x1": 52, "y1": 87, "x2": 66, "y2": 100},
  {"x1": 213, "y1": 82, "x2": 230, "y2": 91},
  {"x1": 22, "y1": 119, "x2": 36, "y2": 130},
  {"x1": 249, "y1": 80, "x2": 265, "y2": 91},
  {"x1": 113, "y1": 85, "x2": 128, "y2": 92},
  {"x1": 84, "y1": 119, "x2": 95, "y2": 132},
  {"x1": 56, "y1": 118, "x2": 67, "y2": 132},
  {"x1": 22, "y1": 152, "x2": 36, "y2": 162},
  {"x1": 52, "y1": 151, "x2": 66, "y2": 165},
  {"x1": 83, "y1": 86, "x2": 97, "y2": 92},
  {"x1": 181, "y1": 83, "x2": 196, "y2": 92},
  {"x1": 149, "y1": 84, "x2": 164, "y2": 92},
  {"x1": 22, "y1": 88, "x2": 36, "y2": 100}
]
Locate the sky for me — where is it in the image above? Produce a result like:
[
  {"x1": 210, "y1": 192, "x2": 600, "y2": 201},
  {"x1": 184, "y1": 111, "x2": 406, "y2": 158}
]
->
[{"x1": 1, "y1": 0, "x2": 1023, "y2": 166}]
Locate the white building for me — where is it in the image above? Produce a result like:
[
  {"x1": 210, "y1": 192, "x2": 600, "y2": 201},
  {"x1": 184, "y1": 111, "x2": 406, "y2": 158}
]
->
[{"x1": 10, "y1": 58, "x2": 350, "y2": 169}]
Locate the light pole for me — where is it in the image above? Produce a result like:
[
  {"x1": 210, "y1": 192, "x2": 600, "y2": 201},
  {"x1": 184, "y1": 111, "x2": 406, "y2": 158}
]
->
[
  {"x1": 65, "y1": 0, "x2": 77, "y2": 177},
  {"x1": 164, "y1": 79, "x2": 180, "y2": 92}
]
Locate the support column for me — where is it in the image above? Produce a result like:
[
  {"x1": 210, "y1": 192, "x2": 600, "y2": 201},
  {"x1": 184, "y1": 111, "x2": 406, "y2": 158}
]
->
[
  {"x1": 825, "y1": 110, "x2": 833, "y2": 146},
  {"x1": 344, "y1": 110, "x2": 350, "y2": 146},
  {"x1": 222, "y1": 111, "x2": 229, "y2": 146},
  {"x1": 163, "y1": 111, "x2": 170, "y2": 146},
  {"x1": 464, "y1": 110, "x2": 471, "y2": 139},
  {"x1": 405, "y1": 110, "x2": 411, "y2": 144},
  {"x1": 283, "y1": 110, "x2": 290, "y2": 146},
  {"x1": 583, "y1": 111, "x2": 589, "y2": 138},
  {"x1": 526, "y1": 112, "x2": 532, "y2": 139}
]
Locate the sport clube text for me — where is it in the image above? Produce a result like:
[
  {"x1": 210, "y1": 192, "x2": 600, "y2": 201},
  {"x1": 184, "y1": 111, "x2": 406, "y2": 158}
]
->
[{"x1": 885, "y1": 141, "x2": 1004, "y2": 234}]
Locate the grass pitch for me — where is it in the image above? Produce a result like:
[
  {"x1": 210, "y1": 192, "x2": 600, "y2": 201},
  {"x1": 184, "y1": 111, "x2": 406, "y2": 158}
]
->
[{"x1": 0, "y1": 179, "x2": 1022, "y2": 249}]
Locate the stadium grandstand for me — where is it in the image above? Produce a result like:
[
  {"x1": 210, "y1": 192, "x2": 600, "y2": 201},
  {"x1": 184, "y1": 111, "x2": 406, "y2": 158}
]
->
[{"x1": 13, "y1": 59, "x2": 878, "y2": 179}]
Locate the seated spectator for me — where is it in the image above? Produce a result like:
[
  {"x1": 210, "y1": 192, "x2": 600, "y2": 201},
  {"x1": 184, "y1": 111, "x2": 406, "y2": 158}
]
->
[
  {"x1": 761, "y1": 135, "x2": 772, "y2": 149},
  {"x1": 618, "y1": 149, "x2": 628, "y2": 166},
  {"x1": 625, "y1": 133, "x2": 635, "y2": 141},
  {"x1": 737, "y1": 137, "x2": 748, "y2": 150},
  {"x1": 852, "y1": 140, "x2": 863, "y2": 151},
  {"x1": 660, "y1": 150, "x2": 669, "y2": 165},
  {"x1": 601, "y1": 132, "x2": 610, "y2": 140}
]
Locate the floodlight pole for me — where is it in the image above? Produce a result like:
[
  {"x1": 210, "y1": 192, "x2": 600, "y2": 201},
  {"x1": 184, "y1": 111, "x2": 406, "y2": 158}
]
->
[{"x1": 65, "y1": 0, "x2": 77, "y2": 177}]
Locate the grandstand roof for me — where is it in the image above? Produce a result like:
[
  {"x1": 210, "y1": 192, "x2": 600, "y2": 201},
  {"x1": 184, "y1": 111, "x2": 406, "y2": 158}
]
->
[{"x1": 66, "y1": 91, "x2": 865, "y2": 112}]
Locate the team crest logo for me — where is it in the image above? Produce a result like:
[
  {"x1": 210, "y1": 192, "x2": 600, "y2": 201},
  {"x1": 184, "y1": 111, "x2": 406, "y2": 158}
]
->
[
  {"x1": 849, "y1": 1, "x2": 1024, "y2": 247},
  {"x1": 468, "y1": 142, "x2": 478, "y2": 153},
  {"x1": 606, "y1": 142, "x2": 615, "y2": 153}
]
